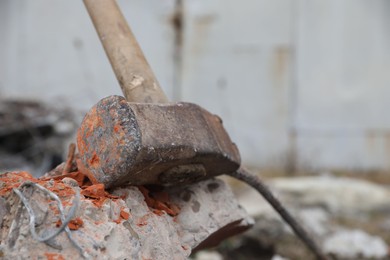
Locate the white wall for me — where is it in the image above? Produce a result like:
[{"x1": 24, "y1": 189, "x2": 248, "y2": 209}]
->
[
  {"x1": 0, "y1": 0, "x2": 176, "y2": 111},
  {"x1": 1, "y1": 0, "x2": 390, "y2": 172},
  {"x1": 180, "y1": 0, "x2": 294, "y2": 169},
  {"x1": 295, "y1": 1, "x2": 390, "y2": 170}
]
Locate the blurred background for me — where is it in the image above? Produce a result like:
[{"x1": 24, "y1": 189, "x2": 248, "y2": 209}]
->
[
  {"x1": 2, "y1": 0, "x2": 390, "y2": 174},
  {"x1": 1, "y1": 0, "x2": 390, "y2": 259}
]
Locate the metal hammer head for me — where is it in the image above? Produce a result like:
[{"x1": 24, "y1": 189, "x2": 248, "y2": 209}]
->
[{"x1": 77, "y1": 95, "x2": 241, "y2": 188}]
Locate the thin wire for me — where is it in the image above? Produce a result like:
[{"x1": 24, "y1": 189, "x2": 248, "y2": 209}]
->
[
  {"x1": 30, "y1": 182, "x2": 88, "y2": 258},
  {"x1": 13, "y1": 181, "x2": 88, "y2": 258}
]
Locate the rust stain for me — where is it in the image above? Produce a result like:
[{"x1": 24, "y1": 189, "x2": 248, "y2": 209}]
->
[
  {"x1": 76, "y1": 104, "x2": 105, "y2": 158},
  {"x1": 113, "y1": 124, "x2": 121, "y2": 133},
  {"x1": 77, "y1": 96, "x2": 136, "y2": 187},
  {"x1": 272, "y1": 46, "x2": 291, "y2": 88},
  {"x1": 89, "y1": 153, "x2": 100, "y2": 167},
  {"x1": 77, "y1": 106, "x2": 99, "y2": 154},
  {"x1": 194, "y1": 14, "x2": 217, "y2": 26},
  {"x1": 171, "y1": 0, "x2": 184, "y2": 49},
  {"x1": 76, "y1": 158, "x2": 99, "y2": 184}
]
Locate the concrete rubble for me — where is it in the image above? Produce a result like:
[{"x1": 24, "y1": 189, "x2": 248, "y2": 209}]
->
[
  {"x1": 0, "y1": 99, "x2": 76, "y2": 176},
  {"x1": 0, "y1": 99, "x2": 254, "y2": 259},
  {"x1": 323, "y1": 229, "x2": 388, "y2": 259},
  {"x1": 0, "y1": 171, "x2": 253, "y2": 259},
  {"x1": 2, "y1": 113, "x2": 390, "y2": 260},
  {"x1": 218, "y1": 174, "x2": 390, "y2": 259},
  {"x1": 270, "y1": 175, "x2": 390, "y2": 215}
]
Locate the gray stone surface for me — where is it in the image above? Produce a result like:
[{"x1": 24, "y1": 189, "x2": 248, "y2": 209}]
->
[
  {"x1": 232, "y1": 175, "x2": 390, "y2": 259},
  {"x1": 323, "y1": 229, "x2": 388, "y2": 259},
  {"x1": 0, "y1": 177, "x2": 252, "y2": 259},
  {"x1": 270, "y1": 176, "x2": 390, "y2": 215}
]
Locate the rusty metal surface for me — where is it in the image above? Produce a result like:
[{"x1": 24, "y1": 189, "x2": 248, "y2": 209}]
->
[{"x1": 77, "y1": 95, "x2": 240, "y2": 188}]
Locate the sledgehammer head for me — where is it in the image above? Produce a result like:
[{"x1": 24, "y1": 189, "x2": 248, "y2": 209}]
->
[{"x1": 77, "y1": 95, "x2": 240, "y2": 188}]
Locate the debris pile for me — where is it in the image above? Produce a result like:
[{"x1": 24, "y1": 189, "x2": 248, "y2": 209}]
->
[
  {"x1": 0, "y1": 99, "x2": 76, "y2": 176},
  {"x1": 0, "y1": 152, "x2": 252, "y2": 259},
  {"x1": 200, "y1": 175, "x2": 390, "y2": 260}
]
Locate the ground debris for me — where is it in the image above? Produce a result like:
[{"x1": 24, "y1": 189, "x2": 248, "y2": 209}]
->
[
  {"x1": 0, "y1": 99, "x2": 76, "y2": 177},
  {"x1": 1, "y1": 165, "x2": 251, "y2": 259},
  {"x1": 213, "y1": 174, "x2": 390, "y2": 260}
]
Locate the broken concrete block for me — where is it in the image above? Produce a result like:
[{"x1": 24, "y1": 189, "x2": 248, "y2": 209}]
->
[{"x1": 0, "y1": 171, "x2": 252, "y2": 259}]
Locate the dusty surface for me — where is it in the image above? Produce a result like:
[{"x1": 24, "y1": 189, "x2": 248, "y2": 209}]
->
[
  {"x1": 0, "y1": 171, "x2": 252, "y2": 259},
  {"x1": 199, "y1": 174, "x2": 390, "y2": 260}
]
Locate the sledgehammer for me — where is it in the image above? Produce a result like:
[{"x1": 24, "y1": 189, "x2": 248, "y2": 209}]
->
[{"x1": 80, "y1": 0, "x2": 327, "y2": 259}]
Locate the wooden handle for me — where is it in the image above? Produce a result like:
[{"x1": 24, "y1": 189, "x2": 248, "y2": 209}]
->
[{"x1": 83, "y1": 0, "x2": 169, "y2": 103}]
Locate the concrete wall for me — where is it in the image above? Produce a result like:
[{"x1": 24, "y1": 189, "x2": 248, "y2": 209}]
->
[{"x1": 1, "y1": 0, "x2": 390, "y2": 172}]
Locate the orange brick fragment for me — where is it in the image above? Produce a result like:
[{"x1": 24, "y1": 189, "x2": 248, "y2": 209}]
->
[
  {"x1": 138, "y1": 186, "x2": 180, "y2": 216},
  {"x1": 80, "y1": 183, "x2": 119, "y2": 207},
  {"x1": 68, "y1": 217, "x2": 84, "y2": 230},
  {"x1": 120, "y1": 208, "x2": 130, "y2": 220},
  {"x1": 81, "y1": 183, "x2": 106, "y2": 199},
  {"x1": 44, "y1": 252, "x2": 65, "y2": 260},
  {"x1": 56, "y1": 217, "x2": 84, "y2": 230}
]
